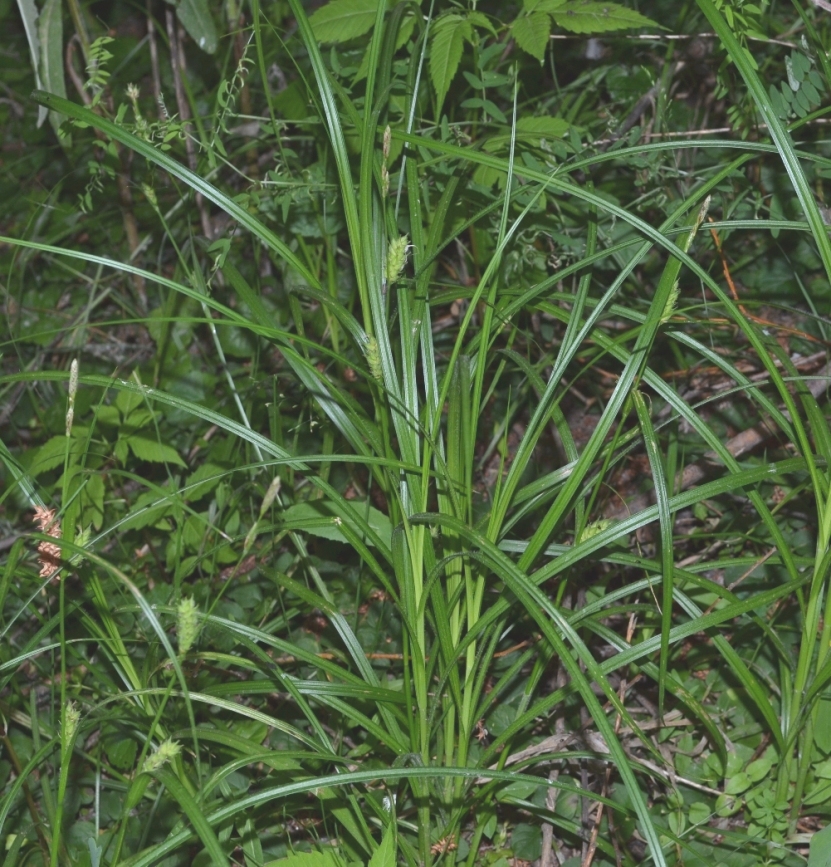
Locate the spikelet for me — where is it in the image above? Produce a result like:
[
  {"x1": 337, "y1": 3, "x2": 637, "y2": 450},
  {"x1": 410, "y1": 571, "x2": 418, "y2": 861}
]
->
[
  {"x1": 33, "y1": 506, "x2": 61, "y2": 578},
  {"x1": 64, "y1": 701, "x2": 80, "y2": 748},
  {"x1": 260, "y1": 476, "x2": 282, "y2": 516},
  {"x1": 142, "y1": 739, "x2": 181, "y2": 774},
  {"x1": 576, "y1": 518, "x2": 614, "y2": 545},
  {"x1": 661, "y1": 281, "x2": 680, "y2": 324},
  {"x1": 386, "y1": 235, "x2": 409, "y2": 287},
  {"x1": 66, "y1": 359, "x2": 78, "y2": 436},
  {"x1": 364, "y1": 336, "x2": 383, "y2": 382},
  {"x1": 176, "y1": 597, "x2": 200, "y2": 657}
]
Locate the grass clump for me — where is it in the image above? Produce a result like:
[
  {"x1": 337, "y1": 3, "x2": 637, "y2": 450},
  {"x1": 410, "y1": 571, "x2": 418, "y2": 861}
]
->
[{"x1": 3, "y1": 1, "x2": 831, "y2": 866}]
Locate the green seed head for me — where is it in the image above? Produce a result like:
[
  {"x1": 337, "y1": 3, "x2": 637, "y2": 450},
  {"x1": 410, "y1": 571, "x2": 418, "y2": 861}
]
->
[
  {"x1": 661, "y1": 282, "x2": 680, "y2": 323},
  {"x1": 176, "y1": 596, "x2": 200, "y2": 657},
  {"x1": 577, "y1": 518, "x2": 614, "y2": 544},
  {"x1": 386, "y1": 235, "x2": 409, "y2": 286},
  {"x1": 142, "y1": 738, "x2": 182, "y2": 774},
  {"x1": 364, "y1": 336, "x2": 383, "y2": 382},
  {"x1": 64, "y1": 701, "x2": 80, "y2": 747}
]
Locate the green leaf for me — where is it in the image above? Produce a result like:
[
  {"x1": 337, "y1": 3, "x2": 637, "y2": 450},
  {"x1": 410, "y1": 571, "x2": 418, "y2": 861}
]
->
[
  {"x1": 725, "y1": 772, "x2": 752, "y2": 795},
  {"x1": 430, "y1": 15, "x2": 472, "y2": 115},
  {"x1": 153, "y1": 768, "x2": 230, "y2": 867},
  {"x1": 511, "y1": 12, "x2": 551, "y2": 62},
  {"x1": 16, "y1": 0, "x2": 45, "y2": 124},
  {"x1": 26, "y1": 435, "x2": 73, "y2": 476},
  {"x1": 553, "y1": 1, "x2": 659, "y2": 34},
  {"x1": 688, "y1": 802, "x2": 710, "y2": 824},
  {"x1": 516, "y1": 115, "x2": 570, "y2": 139},
  {"x1": 128, "y1": 436, "x2": 187, "y2": 467},
  {"x1": 37, "y1": 0, "x2": 67, "y2": 139},
  {"x1": 531, "y1": 0, "x2": 568, "y2": 9},
  {"x1": 184, "y1": 463, "x2": 225, "y2": 501},
  {"x1": 815, "y1": 698, "x2": 831, "y2": 753},
  {"x1": 282, "y1": 500, "x2": 392, "y2": 549},
  {"x1": 104, "y1": 734, "x2": 137, "y2": 770},
  {"x1": 511, "y1": 824, "x2": 542, "y2": 861},
  {"x1": 176, "y1": 0, "x2": 218, "y2": 53},
  {"x1": 309, "y1": 0, "x2": 381, "y2": 44},
  {"x1": 809, "y1": 823, "x2": 831, "y2": 867},
  {"x1": 368, "y1": 823, "x2": 395, "y2": 867},
  {"x1": 264, "y1": 852, "x2": 342, "y2": 867}
]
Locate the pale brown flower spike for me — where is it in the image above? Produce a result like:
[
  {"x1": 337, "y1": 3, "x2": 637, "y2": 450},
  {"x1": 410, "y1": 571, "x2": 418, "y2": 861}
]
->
[{"x1": 33, "y1": 506, "x2": 62, "y2": 578}]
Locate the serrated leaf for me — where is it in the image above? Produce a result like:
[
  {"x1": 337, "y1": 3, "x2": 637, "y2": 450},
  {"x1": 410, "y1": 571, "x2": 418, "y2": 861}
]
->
[
  {"x1": 177, "y1": 0, "x2": 218, "y2": 53},
  {"x1": 38, "y1": 0, "x2": 67, "y2": 138},
  {"x1": 512, "y1": 12, "x2": 551, "y2": 62},
  {"x1": 430, "y1": 15, "x2": 472, "y2": 115},
  {"x1": 368, "y1": 824, "x2": 395, "y2": 867},
  {"x1": 553, "y1": 1, "x2": 659, "y2": 34},
  {"x1": 467, "y1": 10, "x2": 498, "y2": 36},
  {"x1": 533, "y1": 0, "x2": 569, "y2": 9},
  {"x1": 184, "y1": 463, "x2": 226, "y2": 501},
  {"x1": 26, "y1": 435, "x2": 72, "y2": 476},
  {"x1": 309, "y1": 0, "x2": 380, "y2": 44},
  {"x1": 128, "y1": 436, "x2": 187, "y2": 467}
]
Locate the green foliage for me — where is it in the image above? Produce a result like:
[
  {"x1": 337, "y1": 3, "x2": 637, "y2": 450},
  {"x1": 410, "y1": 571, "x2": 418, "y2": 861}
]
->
[
  {"x1": 430, "y1": 13, "x2": 475, "y2": 114},
  {"x1": 3, "y1": 0, "x2": 831, "y2": 866},
  {"x1": 309, "y1": 0, "x2": 382, "y2": 44},
  {"x1": 176, "y1": 0, "x2": 218, "y2": 54}
]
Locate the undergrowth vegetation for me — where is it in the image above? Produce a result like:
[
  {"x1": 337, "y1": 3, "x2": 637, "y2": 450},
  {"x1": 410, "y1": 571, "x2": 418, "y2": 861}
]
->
[{"x1": 3, "y1": 0, "x2": 831, "y2": 865}]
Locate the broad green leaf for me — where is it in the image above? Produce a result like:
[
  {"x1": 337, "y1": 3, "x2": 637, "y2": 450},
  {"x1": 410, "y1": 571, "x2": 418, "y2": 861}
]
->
[
  {"x1": 264, "y1": 852, "x2": 342, "y2": 867},
  {"x1": 25, "y1": 435, "x2": 74, "y2": 476},
  {"x1": 511, "y1": 12, "x2": 551, "y2": 62},
  {"x1": 177, "y1": 0, "x2": 218, "y2": 53},
  {"x1": 516, "y1": 115, "x2": 570, "y2": 139},
  {"x1": 309, "y1": 0, "x2": 381, "y2": 44},
  {"x1": 16, "y1": 0, "x2": 45, "y2": 125},
  {"x1": 809, "y1": 823, "x2": 831, "y2": 867},
  {"x1": 184, "y1": 463, "x2": 226, "y2": 501},
  {"x1": 511, "y1": 824, "x2": 542, "y2": 861},
  {"x1": 530, "y1": 0, "x2": 568, "y2": 9},
  {"x1": 553, "y1": 1, "x2": 658, "y2": 33},
  {"x1": 128, "y1": 436, "x2": 187, "y2": 467},
  {"x1": 816, "y1": 698, "x2": 831, "y2": 753},
  {"x1": 37, "y1": 0, "x2": 67, "y2": 138},
  {"x1": 368, "y1": 823, "x2": 395, "y2": 867},
  {"x1": 282, "y1": 500, "x2": 392, "y2": 549},
  {"x1": 430, "y1": 15, "x2": 472, "y2": 115}
]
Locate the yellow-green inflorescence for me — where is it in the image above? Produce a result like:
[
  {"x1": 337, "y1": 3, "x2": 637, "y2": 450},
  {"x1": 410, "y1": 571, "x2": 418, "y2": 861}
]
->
[
  {"x1": 176, "y1": 596, "x2": 200, "y2": 657},
  {"x1": 142, "y1": 738, "x2": 182, "y2": 774}
]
